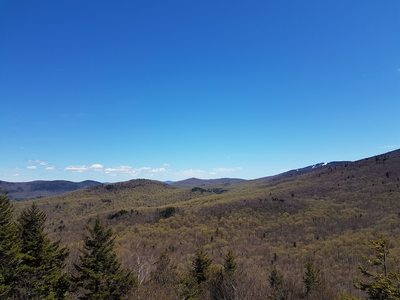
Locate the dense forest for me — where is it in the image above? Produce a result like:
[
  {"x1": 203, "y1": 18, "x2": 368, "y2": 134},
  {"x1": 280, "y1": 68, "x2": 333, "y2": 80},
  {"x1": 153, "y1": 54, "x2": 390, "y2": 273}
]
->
[
  {"x1": 2, "y1": 150, "x2": 400, "y2": 299},
  {"x1": 1, "y1": 193, "x2": 400, "y2": 300}
]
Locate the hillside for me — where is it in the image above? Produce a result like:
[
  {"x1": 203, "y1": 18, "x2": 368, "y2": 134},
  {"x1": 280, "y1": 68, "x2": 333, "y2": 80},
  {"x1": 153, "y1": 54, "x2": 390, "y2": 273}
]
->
[
  {"x1": 169, "y1": 177, "x2": 246, "y2": 188},
  {"x1": 12, "y1": 149, "x2": 400, "y2": 298},
  {"x1": 0, "y1": 179, "x2": 101, "y2": 200}
]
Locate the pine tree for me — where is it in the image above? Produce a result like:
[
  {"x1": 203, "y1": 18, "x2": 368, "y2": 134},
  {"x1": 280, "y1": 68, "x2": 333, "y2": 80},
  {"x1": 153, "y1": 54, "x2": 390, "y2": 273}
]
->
[
  {"x1": 355, "y1": 239, "x2": 400, "y2": 299},
  {"x1": 17, "y1": 203, "x2": 69, "y2": 299},
  {"x1": 0, "y1": 194, "x2": 20, "y2": 298},
  {"x1": 209, "y1": 250, "x2": 238, "y2": 300},
  {"x1": 74, "y1": 217, "x2": 136, "y2": 299},
  {"x1": 180, "y1": 249, "x2": 212, "y2": 299},
  {"x1": 191, "y1": 249, "x2": 212, "y2": 284},
  {"x1": 303, "y1": 261, "x2": 321, "y2": 297},
  {"x1": 269, "y1": 268, "x2": 287, "y2": 300},
  {"x1": 223, "y1": 251, "x2": 237, "y2": 275}
]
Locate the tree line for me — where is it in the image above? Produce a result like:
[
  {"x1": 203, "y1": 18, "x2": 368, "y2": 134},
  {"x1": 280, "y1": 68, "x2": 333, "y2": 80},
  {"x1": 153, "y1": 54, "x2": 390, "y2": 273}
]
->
[{"x1": 1, "y1": 194, "x2": 400, "y2": 299}]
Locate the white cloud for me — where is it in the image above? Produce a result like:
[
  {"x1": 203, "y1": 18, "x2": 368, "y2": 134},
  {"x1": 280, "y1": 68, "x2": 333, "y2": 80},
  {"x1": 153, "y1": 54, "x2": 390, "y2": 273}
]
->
[
  {"x1": 65, "y1": 166, "x2": 88, "y2": 173},
  {"x1": 175, "y1": 166, "x2": 242, "y2": 179},
  {"x1": 29, "y1": 159, "x2": 48, "y2": 166},
  {"x1": 104, "y1": 166, "x2": 137, "y2": 175},
  {"x1": 64, "y1": 163, "x2": 163, "y2": 176},
  {"x1": 150, "y1": 167, "x2": 167, "y2": 173},
  {"x1": 27, "y1": 166, "x2": 37, "y2": 170},
  {"x1": 103, "y1": 165, "x2": 168, "y2": 176},
  {"x1": 381, "y1": 145, "x2": 400, "y2": 150},
  {"x1": 89, "y1": 163, "x2": 104, "y2": 170},
  {"x1": 45, "y1": 166, "x2": 55, "y2": 170}
]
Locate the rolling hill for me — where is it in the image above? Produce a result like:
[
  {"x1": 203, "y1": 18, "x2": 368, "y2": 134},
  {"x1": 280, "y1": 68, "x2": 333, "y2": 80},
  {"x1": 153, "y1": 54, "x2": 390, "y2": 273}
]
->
[
  {"x1": 10, "y1": 148, "x2": 400, "y2": 298},
  {"x1": 0, "y1": 179, "x2": 101, "y2": 200},
  {"x1": 169, "y1": 177, "x2": 246, "y2": 188}
]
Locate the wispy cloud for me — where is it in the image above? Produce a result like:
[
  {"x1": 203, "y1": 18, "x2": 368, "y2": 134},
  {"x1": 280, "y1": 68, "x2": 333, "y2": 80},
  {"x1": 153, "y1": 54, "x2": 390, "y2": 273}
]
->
[
  {"x1": 32, "y1": 160, "x2": 239, "y2": 180},
  {"x1": 89, "y1": 163, "x2": 104, "y2": 170},
  {"x1": 104, "y1": 165, "x2": 136, "y2": 175},
  {"x1": 26, "y1": 159, "x2": 56, "y2": 171},
  {"x1": 29, "y1": 159, "x2": 48, "y2": 166},
  {"x1": 65, "y1": 166, "x2": 88, "y2": 173},
  {"x1": 63, "y1": 163, "x2": 168, "y2": 177},
  {"x1": 381, "y1": 145, "x2": 400, "y2": 150},
  {"x1": 177, "y1": 166, "x2": 241, "y2": 179},
  {"x1": 149, "y1": 167, "x2": 167, "y2": 174}
]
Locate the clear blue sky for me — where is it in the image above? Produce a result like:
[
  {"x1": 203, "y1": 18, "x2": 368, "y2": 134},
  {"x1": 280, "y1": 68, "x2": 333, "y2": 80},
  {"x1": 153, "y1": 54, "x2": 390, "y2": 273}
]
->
[{"x1": 0, "y1": 0, "x2": 399, "y2": 182}]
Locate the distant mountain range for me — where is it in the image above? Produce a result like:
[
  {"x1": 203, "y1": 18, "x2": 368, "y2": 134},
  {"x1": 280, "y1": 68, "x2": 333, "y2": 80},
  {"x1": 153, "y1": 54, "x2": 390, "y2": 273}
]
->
[
  {"x1": 2, "y1": 149, "x2": 399, "y2": 200},
  {"x1": 168, "y1": 177, "x2": 246, "y2": 188},
  {"x1": 0, "y1": 180, "x2": 101, "y2": 200},
  {"x1": 8, "y1": 148, "x2": 400, "y2": 297}
]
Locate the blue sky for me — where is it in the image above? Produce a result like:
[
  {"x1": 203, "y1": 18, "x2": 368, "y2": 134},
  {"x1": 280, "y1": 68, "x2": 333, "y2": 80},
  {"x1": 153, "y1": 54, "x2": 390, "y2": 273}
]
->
[{"x1": 0, "y1": 0, "x2": 399, "y2": 182}]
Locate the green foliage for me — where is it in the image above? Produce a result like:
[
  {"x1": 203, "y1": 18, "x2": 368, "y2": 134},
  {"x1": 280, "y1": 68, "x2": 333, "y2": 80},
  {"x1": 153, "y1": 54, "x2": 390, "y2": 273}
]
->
[
  {"x1": 191, "y1": 249, "x2": 212, "y2": 284},
  {"x1": 0, "y1": 194, "x2": 20, "y2": 298},
  {"x1": 355, "y1": 239, "x2": 400, "y2": 299},
  {"x1": 179, "y1": 249, "x2": 213, "y2": 299},
  {"x1": 269, "y1": 268, "x2": 287, "y2": 300},
  {"x1": 208, "y1": 251, "x2": 238, "y2": 300},
  {"x1": 179, "y1": 274, "x2": 201, "y2": 300},
  {"x1": 159, "y1": 206, "x2": 176, "y2": 219},
  {"x1": 303, "y1": 261, "x2": 322, "y2": 296},
  {"x1": 74, "y1": 217, "x2": 136, "y2": 299},
  {"x1": 223, "y1": 250, "x2": 237, "y2": 275},
  {"x1": 17, "y1": 203, "x2": 69, "y2": 299}
]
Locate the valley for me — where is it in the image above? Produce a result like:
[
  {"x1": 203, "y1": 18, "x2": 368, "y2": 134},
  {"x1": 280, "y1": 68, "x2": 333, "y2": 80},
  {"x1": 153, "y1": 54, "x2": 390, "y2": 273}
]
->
[{"x1": 9, "y1": 149, "x2": 400, "y2": 299}]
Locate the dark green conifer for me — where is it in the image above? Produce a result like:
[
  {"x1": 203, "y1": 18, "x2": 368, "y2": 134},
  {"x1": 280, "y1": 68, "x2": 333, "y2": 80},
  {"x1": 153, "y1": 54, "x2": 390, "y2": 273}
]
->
[
  {"x1": 0, "y1": 194, "x2": 20, "y2": 298},
  {"x1": 303, "y1": 261, "x2": 321, "y2": 296},
  {"x1": 74, "y1": 217, "x2": 136, "y2": 299},
  {"x1": 209, "y1": 250, "x2": 238, "y2": 300},
  {"x1": 269, "y1": 268, "x2": 287, "y2": 300},
  {"x1": 191, "y1": 249, "x2": 212, "y2": 284},
  {"x1": 17, "y1": 203, "x2": 69, "y2": 299},
  {"x1": 355, "y1": 239, "x2": 400, "y2": 299},
  {"x1": 223, "y1": 250, "x2": 237, "y2": 275}
]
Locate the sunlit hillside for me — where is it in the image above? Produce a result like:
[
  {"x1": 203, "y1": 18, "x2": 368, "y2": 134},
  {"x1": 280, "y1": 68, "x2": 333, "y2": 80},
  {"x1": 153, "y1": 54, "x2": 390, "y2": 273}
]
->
[{"x1": 11, "y1": 149, "x2": 400, "y2": 298}]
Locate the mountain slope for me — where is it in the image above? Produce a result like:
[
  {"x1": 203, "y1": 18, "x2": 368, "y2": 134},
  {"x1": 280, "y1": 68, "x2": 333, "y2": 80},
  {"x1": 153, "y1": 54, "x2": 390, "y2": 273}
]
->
[
  {"x1": 170, "y1": 177, "x2": 246, "y2": 188},
  {"x1": 0, "y1": 180, "x2": 101, "y2": 200},
  {"x1": 12, "y1": 149, "x2": 400, "y2": 297}
]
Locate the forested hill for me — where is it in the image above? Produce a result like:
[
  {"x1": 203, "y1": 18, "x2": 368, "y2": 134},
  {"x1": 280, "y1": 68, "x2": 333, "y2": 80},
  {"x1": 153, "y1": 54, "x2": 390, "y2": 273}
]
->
[
  {"x1": 0, "y1": 179, "x2": 101, "y2": 200},
  {"x1": 9, "y1": 149, "x2": 400, "y2": 298}
]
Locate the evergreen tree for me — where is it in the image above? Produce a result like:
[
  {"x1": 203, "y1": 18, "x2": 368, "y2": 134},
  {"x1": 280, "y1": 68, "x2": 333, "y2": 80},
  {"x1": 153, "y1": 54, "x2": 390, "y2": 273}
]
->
[
  {"x1": 209, "y1": 251, "x2": 238, "y2": 300},
  {"x1": 191, "y1": 249, "x2": 212, "y2": 284},
  {"x1": 303, "y1": 261, "x2": 321, "y2": 297},
  {"x1": 180, "y1": 249, "x2": 212, "y2": 299},
  {"x1": 269, "y1": 268, "x2": 287, "y2": 300},
  {"x1": 74, "y1": 217, "x2": 136, "y2": 299},
  {"x1": 355, "y1": 239, "x2": 400, "y2": 299},
  {"x1": 0, "y1": 194, "x2": 20, "y2": 298},
  {"x1": 223, "y1": 251, "x2": 237, "y2": 275},
  {"x1": 17, "y1": 203, "x2": 69, "y2": 299}
]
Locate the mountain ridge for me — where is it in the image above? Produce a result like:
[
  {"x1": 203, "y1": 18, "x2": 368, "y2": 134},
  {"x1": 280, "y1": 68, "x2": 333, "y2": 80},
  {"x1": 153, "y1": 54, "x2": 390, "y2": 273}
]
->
[
  {"x1": 3, "y1": 148, "x2": 399, "y2": 200},
  {"x1": 0, "y1": 179, "x2": 101, "y2": 200}
]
